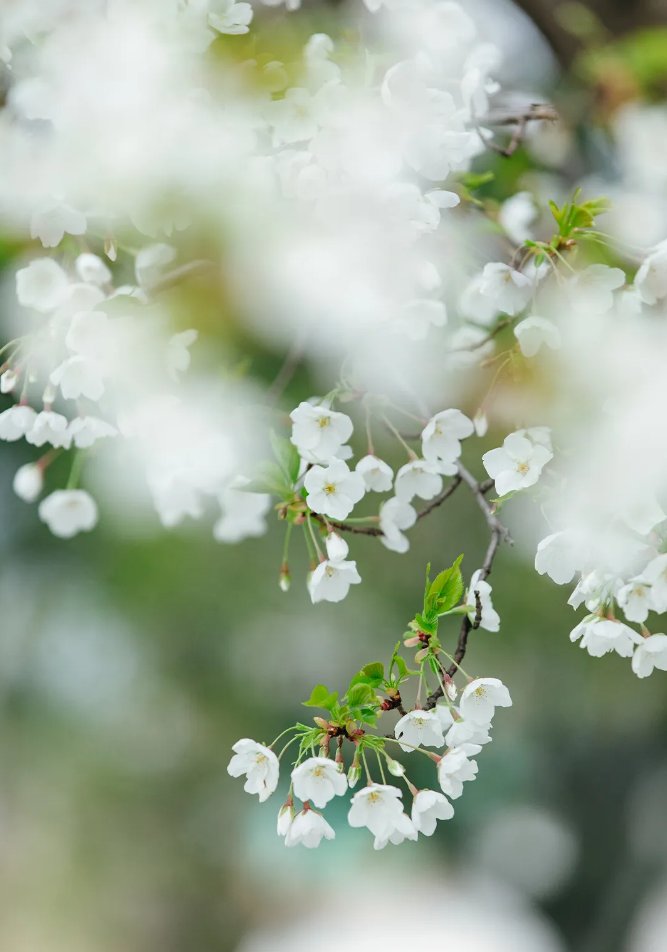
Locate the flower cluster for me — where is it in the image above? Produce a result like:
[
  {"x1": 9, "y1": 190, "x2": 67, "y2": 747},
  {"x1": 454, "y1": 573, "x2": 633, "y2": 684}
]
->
[{"x1": 227, "y1": 557, "x2": 512, "y2": 848}]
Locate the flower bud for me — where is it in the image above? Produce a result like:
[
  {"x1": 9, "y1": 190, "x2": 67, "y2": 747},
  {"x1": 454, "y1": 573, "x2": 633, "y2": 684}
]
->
[
  {"x1": 347, "y1": 759, "x2": 361, "y2": 789},
  {"x1": 1, "y1": 369, "x2": 17, "y2": 394},
  {"x1": 415, "y1": 647, "x2": 429, "y2": 662},
  {"x1": 386, "y1": 757, "x2": 405, "y2": 777},
  {"x1": 404, "y1": 635, "x2": 420, "y2": 648},
  {"x1": 13, "y1": 463, "x2": 43, "y2": 503},
  {"x1": 279, "y1": 562, "x2": 291, "y2": 592}
]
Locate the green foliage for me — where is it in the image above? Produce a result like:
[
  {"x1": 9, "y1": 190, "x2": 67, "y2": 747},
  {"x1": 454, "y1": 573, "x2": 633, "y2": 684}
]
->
[
  {"x1": 548, "y1": 190, "x2": 610, "y2": 241},
  {"x1": 243, "y1": 431, "x2": 300, "y2": 498},
  {"x1": 303, "y1": 684, "x2": 339, "y2": 712}
]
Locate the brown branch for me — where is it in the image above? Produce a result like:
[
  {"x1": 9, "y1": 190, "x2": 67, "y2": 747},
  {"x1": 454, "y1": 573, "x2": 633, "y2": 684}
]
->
[
  {"x1": 476, "y1": 103, "x2": 558, "y2": 158},
  {"x1": 424, "y1": 462, "x2": 511, "y2": 710}
]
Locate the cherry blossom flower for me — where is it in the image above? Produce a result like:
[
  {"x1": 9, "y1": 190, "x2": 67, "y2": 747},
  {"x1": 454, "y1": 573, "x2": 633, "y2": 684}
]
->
[
  {"x1": 348, "y1": 783, "x2": 416, "y2": 849},
  {"x1": 568, "y1": 264, "x2": 625, "y2": 315},
  {"x1": 285, "y1": 808, "x2": 335, "y2": 848},
  {"x1": 379, "y1": 496, "x2": 416, "y2": 553},
  {"x1": 290, "y1": 402, "x2": 353, "y2": 464},
  {"x1": 304, "y1": 460, "x2": 365, "y2": 520},
  {"x1": 12, "y1": 463, "x2": 43, "y2": 502},
  {"x1": 30, "y1": 200, "x2": 86, "y2": 248},
  {"x1": 632, "y1": 634, "x2": 667, "y2": 679},
  {"x1": 394, "y1": 459, "x2": 443, "y2": 502},
  {"x1": 213, "y1": 487, "x2": 271, "y2": 543},
  {"x1": 437, "y1": 746, "x2": 480, "y2": 799},
  {"x1": 68, "y1": 416, "x2": 118, "y2": 449},
  {"x1": 393, "y1": 299, "x2": 447, "y2": 340},
  {"x1": 514, "y1": 316, "x2": 561, "y2": 357},
  {"x1": 641, "y1": 554, "x2": 667, "y2": 612},
  {"x1": 460, "y1": 677, "x2": 512, "y2": 724},
  {"x1": 635, "y1": 240, "x2": 667, "y2": 305},
  {"x1": 482, "y1": 431, "x2": 552, "y2": 496},
  {"x1": 291, "y1": 756, "x2": 347, "y2": 808},
  {"x1": 50, "y1": 356, "x2": 105, "y2": 401},
  {"x1": 570, "y1": 617, "x2": 643, "y2": 659},
  {"x1": 208, "y1": 0, "x2": 253, "y2": 35},
  {"x1": 227, "y1": 739, "x2": 279, "y2": 802},
  {"x1": 16, "y1": 258, "x2": 69, "y2": 312},
  {"x1": 478, "y1": 263, "x2": 532, "y2": 316},
  {"x1": 135, "y1": 244, "x2": 176, "y2": 290},
  {"x1": 535, "y1": 531, "x2": 584, "y2": 585},
  {"x1": 394, "y1": 709, "x2": 445, "y2": 752},
  {"x1": 372, "y1": 809, "x2": 418, "y2": 850},
  {"x1": 38, "y1": 489, "x2": 99, "y2": 539},
  {"x1": 465, "y1": 570, "x2": 499, "y2": 632},
  {"x1": 411, "y1": 789, "x2": 454, "y2": 835},
  {"x1": 26, "y1": 410, "x2": 72, "y2": 449},
  {"x1": 355, "y1": 454, "x2": 394, "y2": 492},
  {"x1": 421, "y1": 409, "x2": 473, "y2": 466},
  {"x1": 308, "y1": 533, "x2": 361, "y2": 604},
  {"x1": 0, "y1": 369, "x2": 17, "y2": 394},
  {"x1": 445, "y1": 716, "x2": 492, "y2": 748},
  {"x1": 0, "y1": 405, "x2": 37, "y2": 442},
  {"x1": 617, "y1": 579, "x2": 653, "y2": 624},
  {"x1": 277, "y1": 802, "x2": 293, "y2": 837}
]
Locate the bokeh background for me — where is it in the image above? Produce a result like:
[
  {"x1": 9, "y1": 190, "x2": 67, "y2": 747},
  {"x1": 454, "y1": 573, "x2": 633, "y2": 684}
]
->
[{"x1": 1, "y1": 1, "x2": 667, "y2": 950}]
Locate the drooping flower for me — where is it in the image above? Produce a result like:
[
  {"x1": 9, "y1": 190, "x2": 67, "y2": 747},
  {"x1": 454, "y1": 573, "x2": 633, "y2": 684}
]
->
[
  {"x1": 355, "y1": 454, "x2": 394, "y2": 492},
  {"x1": 285, "y1": 808, "x2": 335, "y2": 848},
  {"x1": 208, "y1": 0, "x2": 253, "y2": 35},
  {"x1": 617, "y1": 579, "x2": 653, "y2": 624},
  {"x1": 290, "y1": 402, "x2": 353, "y2": 464},
  {"x1": 75, "y1": 253, "x2": 112, "y2": 286},
  {"x1": 394, "y1": 459, "x2": 443, "y2": 502},
  {"x1": 348, "y1": 783, "x2": 416, "y2": 848},
  {"x1": 304, "y1": 460, "x2": 365, "y2": 520},
  {"x1": 568, "y1": 264, "x2": 625, "y2": 314},
  {"x1": 445, "y1": 715, "x2": 492, "y2": 748},
  {"x1": 26, "y1": 411, "x2": 72, "y2": 449},
  {"x1": 514, "y1": 316, "x2": 561, "y2": 357},
  {"x1": 372, "y1": 809, "x2": 418, "y2": 850},
  {"x1": 213, "y1": 487, "x2": 271, "y2": 543},
  {"x1": 0, "y1": 405, "x2": 37, "y2": 442},
  {"x1": 227, "y1": 739, "x2": 279, "y2": 802},
  {"x1": 465, "y1": 570, "x2": 500, "y2": 632},
  {"x1": 38, "y1": 489, "x2": 99, "y2": 539},
  {"x1": 30, "y1": 200, "x2": 86, "y2": 248},
  {"x1": 50, "y1": 356, "x2": 106, "y2": 401},
  {"x1": 379, "y1": 496, "x2": 417, "y2": 553},
  {"x1": 635, "y1": 240, "x2": 667, "y2": 305},
  {"x1": 632, "y1": 634, "x2": 667, "y2": 679},
  {"x1": 534, "y1": 531, "x2": 584, "y2": 585},
  {"x1": 570, "y1": 617, "x2": 643, "y2": 659},
  {"x1": 459, "y1": 677, "x2": 512, "y2": 724},
  {"x1": 308, "y1": 532, "x2": 361, "y2": 603},
  {"x1": 482, "y1": 430, "x2": 552, "y2": 496},
  {"x1": 394, "y1": 709, "x2": 445, "y2": 752},
  {"x1": 641, "y1": 554, "x2": 667, "y2": 612},
  {"x1": 421, "y1": 409, "x2": 474, "y2": 467},
  {"x1": 68, "y1": 416, "x2": 118, "y2": 449},
  {"x1": 437, "y1": 746, "x2": 480, "y2": 799},
  {"x1": 291, "y1": 756, "x2": 347, "y2": 808},
  {"x1": 411, "y1": 789, "x2": 454, "y2": 835}
]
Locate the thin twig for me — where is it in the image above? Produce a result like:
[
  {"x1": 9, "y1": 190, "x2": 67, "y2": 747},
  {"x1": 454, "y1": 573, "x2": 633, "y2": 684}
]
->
[{"x1": 267, "y1": 330, "x2": 308, "y2": 404}]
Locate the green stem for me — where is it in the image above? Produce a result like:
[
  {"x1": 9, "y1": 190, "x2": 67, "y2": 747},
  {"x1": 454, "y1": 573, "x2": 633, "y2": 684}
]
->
[{"x1": 66, "y1": 451, "x2": 84, "y2": 490}]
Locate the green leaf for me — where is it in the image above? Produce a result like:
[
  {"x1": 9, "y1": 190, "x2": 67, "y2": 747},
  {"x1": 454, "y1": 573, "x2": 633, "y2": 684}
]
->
[
  {"x1": 362, "y1": 662, "x2": 384, "y2": 682},
  {"x1": 346, "y1": 683, "x2": 376, "y2": 708},
  {"x1": 303, "y1": 684, "x2": 339, "y2": 711},
  {"x1": 427, "y1": 555, "x2": 464, "y2": 614},
  {"x1": 270, "y1": 431, "x2": 300, "y2": 485}
]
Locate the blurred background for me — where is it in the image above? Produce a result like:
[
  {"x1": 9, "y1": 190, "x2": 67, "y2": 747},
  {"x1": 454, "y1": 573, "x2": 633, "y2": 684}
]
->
[{"x1": 1, "y1": 1, "x2": 667, "y2": 951}]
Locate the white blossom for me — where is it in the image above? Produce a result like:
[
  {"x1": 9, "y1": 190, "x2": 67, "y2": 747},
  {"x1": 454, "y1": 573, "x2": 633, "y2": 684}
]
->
[
  {"x1": 641, "y1": 554, "x2": 667, "y2": 612},
  {"x1": 38, "y1": 489, "x2": 98, "y2": 539},
  {"x1": 437, "y1": 746, "x2": 480, "y2": 799},
  {"x1": 68, "y1": 416, "x2": 118, "y2": 449},
  {"x1": 421, "y1": 409, "x2": 473, "y2": 466},
  {"x1": 498, "y1": 191, "x2": 537, "y2": 244},
  {"x1": 465, "y1": 570, "x2": 499, "y2": 632},
  {"x1": 632, "y1": 634, "x2": 667, "y2": 679},
  {"x1": 208, "y1": 0, "x2": 253, "y2": 35},
  {"x1": 372, "y1": 809, "x2": 418, "y2": 850},
  {"x1": 445, "y1": 716, "x2": 492, "y2": 748},
  {"x1": 16, "y1": 259, "x2": 69, "y2": 312},
  {"x1": 1, "y1": 369, "x2": 18, "y2": 394},
  {"x1": 355, "y1": 454, "x2": 394, "y2": 492},
  {"x1": 135, "y1": 244, "x2": 176, "y2": 289},
  {"x1": 285, "y1": 808, "x2": 335, "y2": 848},
  {"x1": 411, "y1": 789, "x2": 454, "y2": 835},
  {"x1": 166, "y1": 330, "x2": 198, "y2": 379},
  {"x1": 227, "y1": 739, "x2": 279, "y2": 802},
  {"x1": 291, "y1": 756, "x2": 347, "y2": 808},
  {"x1": 570, "y1": 617, "x2": 643, "y2": 659},
  {"x1": 26, "y1": 410, "x2": 72, "y2": 449},
  {"x1": 347, "y1": 783, "x2": 416, "y2": 849},
  {"x1": 303, "y1": 460, "x2": 365, "y2": 520},
  {"x1": 634, "y1": 240, "x2": 667, "y2": 305},
  {"x1": 12, "y1": 463, "x2": 43, "y2": 502},
  {"x1": 394, "y1": 709, "x2": 445, "y2": 752},
  {"x1": 617, "y1": 579, "x2": 653, "y2": 624},
  {"x1": 0, "y1": 405, "x2": 37, "y2": 442},
  {"x1": 482, "y1": 430, "x2": 552, "y2": 496},
  {"x1": 308, "y1": 532, "x2": 361, "y2": 604},
  {"x1": 290, "y1": 402, "x2": 353, "y2": 464},
  {"x1": 50, "y1": 356, "x2": 105, "y2": 401},
  {"x1": 514, "y1": 316, "x2": 561, "y2": 357},
  {"x1": 30, "y1": 200, "x2": 86, "y2": 248},
  {"x1": 535, "y1": 531, "x2": 584, "y2": 585},
  {"x1": 394, "y1": 459, "x2": 443, "y2": 503},
  {"x1": 460, "y1": 678, "x2": 512, "y2": 725},
  {"x1": 379, "y1": 496, "x2": 417, "y2": 553},
  {"x1": 478, "y1": 263, "x2": 532, "y2": 316},
  {"x1": 213, "y1": 487, "x2": 271, "y2": 543},
  {"x1": 569, "y1": 264, "x2": 625, "y2": 314}
]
